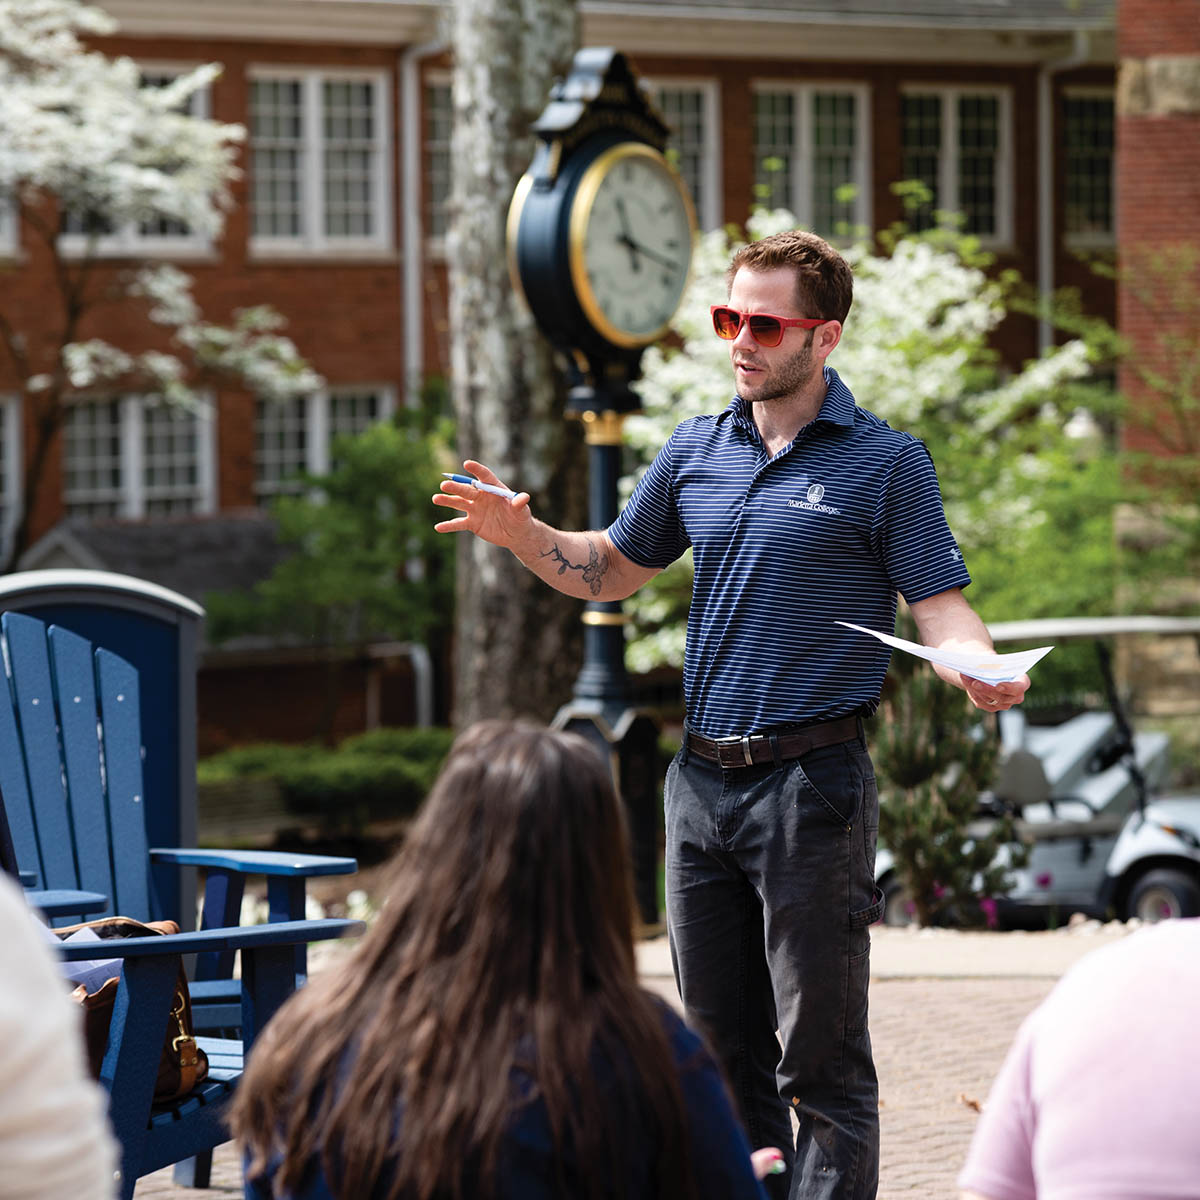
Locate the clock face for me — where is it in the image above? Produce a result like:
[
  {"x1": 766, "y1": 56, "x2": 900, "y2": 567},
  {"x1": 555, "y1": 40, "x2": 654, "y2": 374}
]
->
[{"x1": 568, "y1": 143, "x2": 695, "y2": 349}]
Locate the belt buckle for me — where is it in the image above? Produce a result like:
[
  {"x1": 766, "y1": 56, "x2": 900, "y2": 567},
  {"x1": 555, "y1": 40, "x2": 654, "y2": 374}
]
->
[{"x1": 716, "y1": 734, "x2": 756, "y2": 767}]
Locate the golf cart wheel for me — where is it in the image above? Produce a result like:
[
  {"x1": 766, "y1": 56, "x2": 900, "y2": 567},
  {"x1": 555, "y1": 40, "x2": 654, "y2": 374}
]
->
[
  {"x1": 1125, "y1": 868, "x2": 1200, "y2": 922},
  {"x1": 881, "y1": 877, "x2": 915, "y2": 927}
]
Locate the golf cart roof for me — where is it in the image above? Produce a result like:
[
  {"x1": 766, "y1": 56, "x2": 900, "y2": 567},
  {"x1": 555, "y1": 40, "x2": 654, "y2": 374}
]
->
[{"x1": 987, "y1": 616, "x2": 1200, "y2": 643}]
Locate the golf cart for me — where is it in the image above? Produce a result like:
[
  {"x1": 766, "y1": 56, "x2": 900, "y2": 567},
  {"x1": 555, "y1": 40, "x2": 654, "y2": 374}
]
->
[{"x1": 875, "y1": 616, "x2": 1200, "y2": 926}]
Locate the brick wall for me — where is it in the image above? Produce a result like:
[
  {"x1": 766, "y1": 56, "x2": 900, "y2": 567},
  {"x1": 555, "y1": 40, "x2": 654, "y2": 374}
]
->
[
  {"x1": 1116, "y1": 1, "x2": 1200, "y2": 456},
  {"x1": 1118, "y1": 0, "x2": 1200, "y2": 58},
  {"x1": 197, "y1": 654, "x2": 420, "y2": 752}
]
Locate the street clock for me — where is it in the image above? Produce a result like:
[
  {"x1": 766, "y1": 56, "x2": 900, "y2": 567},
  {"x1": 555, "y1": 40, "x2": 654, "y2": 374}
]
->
[{"x1": 507, "y1": 48, "x2": 695, "y2": 410}]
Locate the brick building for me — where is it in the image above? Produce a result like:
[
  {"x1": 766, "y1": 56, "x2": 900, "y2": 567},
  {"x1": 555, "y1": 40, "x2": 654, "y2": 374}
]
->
[
  {"x1": 1112, "y1": 0, "x2": 1200, "y2": 712},
  {"x1": 0, "y1": 0, "x2": 1121, "y2": 738}
]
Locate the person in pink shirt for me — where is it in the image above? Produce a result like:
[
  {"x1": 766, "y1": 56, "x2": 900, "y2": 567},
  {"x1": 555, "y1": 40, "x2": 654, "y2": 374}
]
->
[{"x1": 959, "y1": 917, "x2": 1200, "y2": 1200}]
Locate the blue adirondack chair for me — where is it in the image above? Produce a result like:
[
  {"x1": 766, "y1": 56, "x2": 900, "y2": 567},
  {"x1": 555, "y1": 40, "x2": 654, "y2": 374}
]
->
[
  {"x1": 0, "y1": 611, "x2": 366, "y2": 1194},
  {"x1": 0, "y1": 609, "x2": 358, "y2": 1032}
]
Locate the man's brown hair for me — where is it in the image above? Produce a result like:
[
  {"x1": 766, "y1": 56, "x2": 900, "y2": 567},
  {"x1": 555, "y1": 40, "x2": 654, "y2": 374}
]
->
[{"x1": 726, "y1": 229, "x2": 853, "y2": 324}]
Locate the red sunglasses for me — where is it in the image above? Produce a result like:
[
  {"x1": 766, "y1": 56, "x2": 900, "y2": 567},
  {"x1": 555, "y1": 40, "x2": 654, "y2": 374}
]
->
[{"x1": 710, "y1": 305, "x2": 829, "y2": 349}]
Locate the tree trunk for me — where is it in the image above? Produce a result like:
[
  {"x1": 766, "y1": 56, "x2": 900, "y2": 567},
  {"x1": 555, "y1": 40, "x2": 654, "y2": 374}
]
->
[{"x1": 446, "y1": 0, "x2": 586, "y2": 728}]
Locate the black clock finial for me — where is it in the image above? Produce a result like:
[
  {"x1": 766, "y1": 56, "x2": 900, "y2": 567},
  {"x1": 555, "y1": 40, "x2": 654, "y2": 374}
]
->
[{"x1": 532, "y1": 47, "x2": 671, "y2": 164}]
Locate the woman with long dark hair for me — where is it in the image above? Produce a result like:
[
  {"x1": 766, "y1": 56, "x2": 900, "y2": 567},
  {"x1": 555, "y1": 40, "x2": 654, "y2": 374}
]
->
[{"x1": 232, "y1": 719, "x2": 768, "y2": 1200}]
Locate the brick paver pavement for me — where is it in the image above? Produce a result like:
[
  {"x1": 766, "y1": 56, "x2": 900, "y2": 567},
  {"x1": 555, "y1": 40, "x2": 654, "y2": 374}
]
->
[
  {"x1": 134, "y1": 969, "x2": 1054, "y2": 1198},
  {"x1": 871, "y1": 976, "x2": 1053, "y2": 1197}
]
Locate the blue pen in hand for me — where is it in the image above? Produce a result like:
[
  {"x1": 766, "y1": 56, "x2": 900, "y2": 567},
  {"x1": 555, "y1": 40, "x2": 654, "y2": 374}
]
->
[{"x1": 442, "y1": 473, "x2": 519, "y2": 500}]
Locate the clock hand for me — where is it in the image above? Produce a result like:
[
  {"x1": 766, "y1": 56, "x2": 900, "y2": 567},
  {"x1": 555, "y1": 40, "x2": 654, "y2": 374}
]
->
[
  {"x1": 618, "y1": 237, "x2": 680, "y2": 272},
  {"x1": 614, "y1": 197, "x2": 641, "y2": 273}
]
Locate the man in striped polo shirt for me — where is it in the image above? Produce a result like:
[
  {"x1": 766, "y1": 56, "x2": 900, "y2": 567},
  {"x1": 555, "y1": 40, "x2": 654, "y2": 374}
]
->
[{"x1": 434, "y1": 229, "x2": 1029, "y2": 1200}]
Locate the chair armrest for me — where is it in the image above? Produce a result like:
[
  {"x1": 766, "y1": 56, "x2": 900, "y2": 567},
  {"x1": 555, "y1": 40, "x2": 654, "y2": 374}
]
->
[
  {"x1": 149, "y1": 847, "x2": 357, "y2": 877},
  {"x1": 26, "y1": 888, "x2": 109, "y2": 918},
  {"x1": 56, "y1": 917, "x2": 365, "y2": 960}
]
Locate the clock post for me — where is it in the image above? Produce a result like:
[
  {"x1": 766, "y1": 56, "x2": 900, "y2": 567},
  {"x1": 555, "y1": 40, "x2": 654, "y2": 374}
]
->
[{"x1": 507, "y1": 48, "x2": 695, "y2": 927}]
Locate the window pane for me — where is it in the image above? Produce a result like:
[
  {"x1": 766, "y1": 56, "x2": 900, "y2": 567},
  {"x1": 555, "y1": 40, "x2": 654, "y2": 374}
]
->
[
  {"x1": 328, "y1": 389, "x2": 381, "y2": 440},
  {"x1": 0, "y1": 399, "x2": 8, "y2": 535},
  {"x1": 328, "y1": 388, "x2": 382, "y2": 470},
  {"x1": 753, "y1": 90, "x2": 794, "y2": 213},
  {"x1": 137, "y1": 73, "x2": 198, "y2": 239},
  {"x1": 1064, "y1": 94, "x2": 1114, "y2": 238},
  {"x1": 958, "y1": 94, "x2": 1000, "y2": 236},
  {"x1": 811, "y1": 92, "x2": 858, "y2": 236},
  {"x1": 901, "y1": 94, "x2": 941, "y2": 231},
  {"x1": 65, "y1": 400, "x2": 123, "y2": 518},
  {"x1": 0, "y1": 190, "x2": 14, "y2": 253},
  {"x1": 425, "y1": 82, "x2": 453, "y2": 240},
  {"x1": 143, "y1": 404, "x2": 201, "y2": 515},
  {"x1": 656, "y1": 88, "x2": 708, "y2": 225},
  {"x1": 255, "y1": 396, "x2": 308, "y2": 499},
  {"x1": 251, "y1": 79, "x2": 305, "y2": 238},
  {"x1": 323, "y1": 79, "x2": 377, "y2": 239},
  {"x1": 60, "y1": 208, "x2": 117, "y2": 238}
]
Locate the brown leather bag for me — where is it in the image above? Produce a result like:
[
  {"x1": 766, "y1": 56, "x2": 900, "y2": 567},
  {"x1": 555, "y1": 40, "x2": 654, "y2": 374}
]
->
[{"x1": 58, "y1": 916, "x2": 209, "y2": 1104}]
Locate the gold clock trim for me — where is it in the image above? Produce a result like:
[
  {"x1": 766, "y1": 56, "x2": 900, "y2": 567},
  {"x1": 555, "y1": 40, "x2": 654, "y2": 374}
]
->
[
  {"x1": 568, "y1": 142, "x2": 696, "y2": 351},
  {"x1": 581, "y1": 610, "x2": 630, "y2": 627},
  {"x1": 506, "y1": 171, "x2": 535, "y2": 315},
  {"x1": 579, "y1": 409, "x2": 626, "y2": 445}
]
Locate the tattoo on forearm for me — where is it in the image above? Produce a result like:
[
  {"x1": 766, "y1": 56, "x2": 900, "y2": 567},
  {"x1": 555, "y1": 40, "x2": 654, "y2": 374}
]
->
[{"x1": 541, "y1": 541, "x2": 609, "y2": 595}]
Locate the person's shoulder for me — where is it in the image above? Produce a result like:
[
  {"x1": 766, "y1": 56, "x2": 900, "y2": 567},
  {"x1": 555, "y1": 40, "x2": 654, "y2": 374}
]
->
[
  {"x1": 849, "y1": 404, "x2": 921, "y2": 447},
  {"x1": 672, "y1": 408, "x2": 732, "y2": 439},
  {"x1": 1040, "y1": 919, "x2": 1200, "y2": 1026},
  {"x1": 840, "y1": 406, "x2": 932, "y2": 473}
]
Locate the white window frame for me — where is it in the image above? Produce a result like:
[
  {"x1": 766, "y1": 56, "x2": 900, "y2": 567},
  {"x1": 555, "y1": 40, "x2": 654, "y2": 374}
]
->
[
  {"x1": 248, "y1": 65, "x2": 393, "y2": 258},
  {"x1": 646, "y1": 78, "x2": 722, "y2": 232},
  {"x1": 899, "y1": 84, "x2": 1014, "y2": 249},
  {"x1": 64, "y1": 394, "x2": 217, "y2": 519},
  {"x1": 0, "y1": 396, "x2": 22, "y2": 556},
  {"x1": 254, "y1": 384, "x2": 397, "y2": 502},
  {"x1": 423, "y1": 70, "x2": 453, "y2": 257},
  {"x1": 751, "y1": 81, "x2": 873, "y2": 239},
  {"x1": 1062, "y1": 85, "x2": 1116, "y2": 250},
  {"x1": 58, "y1": 65, "x2": 213, "y2": 260}
]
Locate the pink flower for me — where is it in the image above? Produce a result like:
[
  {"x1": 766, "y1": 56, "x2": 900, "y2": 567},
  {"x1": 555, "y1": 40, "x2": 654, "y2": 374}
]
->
[
  {"x1": 979, "y1": 897, "x2": 998, "y2": 929},
  {"x1": 932, "y1": 882, "x2": 946, "y2": 899},
  {"x1": 1036, "y1": 872, "x2": 1053, "y2": 888}
]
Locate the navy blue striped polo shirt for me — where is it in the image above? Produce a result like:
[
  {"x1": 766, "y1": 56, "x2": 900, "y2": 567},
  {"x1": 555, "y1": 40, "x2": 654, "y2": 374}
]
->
[{"x1": 608, "y1": 366, "x2": 971, "y2": 738}]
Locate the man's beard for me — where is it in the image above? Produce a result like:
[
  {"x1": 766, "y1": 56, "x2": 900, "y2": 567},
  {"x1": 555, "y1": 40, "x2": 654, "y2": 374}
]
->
[{"x1": 739, "y1": 330, "x2": 819, "y2": 404}]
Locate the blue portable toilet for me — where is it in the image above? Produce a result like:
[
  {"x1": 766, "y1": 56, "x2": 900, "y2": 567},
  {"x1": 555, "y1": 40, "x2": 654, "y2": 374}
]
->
[{"x1": 0, "y1": 569, "x2": 203, "y2": 924}]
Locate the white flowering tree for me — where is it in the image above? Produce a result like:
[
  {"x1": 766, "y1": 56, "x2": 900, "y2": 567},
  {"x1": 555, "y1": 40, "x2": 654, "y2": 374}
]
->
[
  {"x1": 623, "y1": 209, "x2": 1115, "y2": 674},
  {"x1": 0, "y1": 0, "x2": 320, "y2": 569}
]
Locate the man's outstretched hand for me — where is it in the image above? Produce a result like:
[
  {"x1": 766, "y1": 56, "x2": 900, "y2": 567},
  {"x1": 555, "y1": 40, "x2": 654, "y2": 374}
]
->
[{"x1": 432, "y1": 459, "x2": 532, "y2": 549}]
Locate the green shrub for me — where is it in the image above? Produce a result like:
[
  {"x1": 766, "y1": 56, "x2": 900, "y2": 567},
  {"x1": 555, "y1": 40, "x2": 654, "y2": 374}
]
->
[
  {"x1": 197, "y1": 727, "x2": 456, "y2": 835},
  {"x1": 339, "y1": 726, "x2": 455, "y2": 763},
  {"x1": 197, "y1": 742, "x2": 325, "y2": 784},
  {"x1": 274, "y1": 755, "x2": 433, "y2": 831},
  {"x1": 872, "y1": 616, "x2": 1027, "y2": 927}
]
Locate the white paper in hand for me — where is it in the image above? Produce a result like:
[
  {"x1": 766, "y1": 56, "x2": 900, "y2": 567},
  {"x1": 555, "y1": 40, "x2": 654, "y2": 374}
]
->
[{"x1": 835, "y1": 621, "x2": 1053, "y2": 683}]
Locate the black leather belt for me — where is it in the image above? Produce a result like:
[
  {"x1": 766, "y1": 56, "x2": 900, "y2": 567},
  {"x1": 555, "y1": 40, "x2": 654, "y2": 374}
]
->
[{"x1": 685, "y1": 715, "x2": 862, "y2": 769}]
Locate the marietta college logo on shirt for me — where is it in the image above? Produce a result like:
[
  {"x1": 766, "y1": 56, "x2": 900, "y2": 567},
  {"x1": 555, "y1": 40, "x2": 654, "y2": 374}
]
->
[{"x1": 788, "y1": 482, "x2": 841, "y2": 515}]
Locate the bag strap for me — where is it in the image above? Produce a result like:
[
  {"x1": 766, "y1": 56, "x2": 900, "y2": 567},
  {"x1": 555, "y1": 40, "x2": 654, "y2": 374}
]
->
[{"x1": 168, "y1": 986, "x2": 201, "y2": 1095}]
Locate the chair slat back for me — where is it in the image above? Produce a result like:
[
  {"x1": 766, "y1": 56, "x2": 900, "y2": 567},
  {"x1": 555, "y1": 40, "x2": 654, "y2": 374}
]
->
[
  {"x1": 48, "y1": 625, "x2": 120, "y2": 910},
  {"x1": 94, "y1": 646, "x2": 152, "y2": 917},
  {"x1": 0, "y1": 612, "x2": 154, "y2": 922},
  {"x1": 0, "y1": 618, "x2": 40, "y2": 883},
  {"x1": 2, "y1": 612, "x2": 79, "y2": 897}
]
